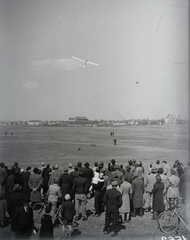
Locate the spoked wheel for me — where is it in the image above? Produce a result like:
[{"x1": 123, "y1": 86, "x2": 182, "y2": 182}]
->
[
  {"x1": 33, "y1": 202, "x2": 45, "y2": 224},
  {"x1": 157, "y1": 211, "x2": 180, "y2": 235}
]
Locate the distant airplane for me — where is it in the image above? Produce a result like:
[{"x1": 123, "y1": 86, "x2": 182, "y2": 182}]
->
[
  {"x1": 72, "y1": 56, "x2": 99, "y2": 67},
  {"x1": 136, "y1": 82, "x2": 139, "y2": 84}
]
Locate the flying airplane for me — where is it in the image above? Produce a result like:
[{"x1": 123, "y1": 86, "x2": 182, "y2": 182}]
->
[{"x1": 72, "y1": 56, "x2": 99, "y2": 67}]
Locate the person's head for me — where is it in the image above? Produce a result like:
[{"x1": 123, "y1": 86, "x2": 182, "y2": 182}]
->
[
  {"x1": 156, "y1": 160, "x2": 160, "y2": 164},
  {"x1": 162, "y1": 160, "x2": 167, "y2": 165},
  {"x1": 111, "y1": 159, "x2": 116, "y2": 165},
  {"x1": 175, "y1": 160, "x2": 180, "y2": 165},
  {"x1": 78, "y1": 162, "x2": 82, "y2": 167},
  {"x1": 45, "y1": 205, "x2": 51, "y2": 214},
  {"x1": 22, "y1": 200, "x2": 30, "y2": 207},
  {"x1": 133, "y1": 159, "x2": 136, "y2": 164},
  {"x1": 94, "y1": 162, "x2": 98, "y2": 167},
  {"x1": 170, "y1": 169, "x2": 177, "y2": 175},
  {"x1": 54, "y1": 164, "x2": 59, "y2": 170},
  {"x1": 156, "y1": 175, "x2": 162, "y2": 182},
  {"x1": 126, "y1": 165, "x2": 131, "y2": 172},
  {"x1": 99, "y1": 172, "x2": 104, "y2": 179},
  {"x1": 13, "y1": 183, "x2": 22, "y2": 192},
  {"x1": 26, "y1": 166, "x2": 31, "y2": 172},
  {"x1": 84, "y1": 162, "x2": 89, "y2": 168},
  {"x1": 63, "y1": 167, "x2": 68, "y2": 173},
  {"x1": 41, "y1": 162, "x2": 45, "y2": 167},
  {"x1": 157, "y1": 168, "x2": 164, "y2": 174},
  {"x1": 79, "y1": 172, "x2": 83, "y2": 177},
  {"x1": 128, "y1": 160, "x2": 133, "y2": 166},
  {"x1": 98, "y1": 163, "x2": 103, "y2": 169},
  {"x1": 74, "y1": 165, "x2": 78, "y2": 171},
  {"x1": 133, "y1": 171, "x2": 139, "y2": 178},
  {"x1": 33, "y1": 167, "x2": 39, "y2": 174},
  {"x1": 120, "y1": 164, "x2": 123, "y2": 169},
  {"x1": 14, "y1": 162, "x2": 18, "y2": 167},
  {"x1": 151, "y1": 168, "x2": 156, "y2": 174},
  {"x1": 68, "y1": 163, "x2": 73, "y2": 168},
  {"x1": 65, "y1": 194, "x2": 71, "y2": 201},
  {"x1": 111, "y1": 181, "x2": 118, "y2": 188},
  {"x1": 46, "y1": 163, "x2": 50, "y2": 168},
  {"x1": 95, "y1": 167, "x2": 100, "y2": 173},
  {"x1": 139, "y1": 161, "x2": 142, "y2": 167},
  {"x1": 53, "y1": 178, "x2": 59, "y2": 184}
]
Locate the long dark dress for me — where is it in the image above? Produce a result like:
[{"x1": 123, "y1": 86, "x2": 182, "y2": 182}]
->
[
  {"x1": 132, "y1": 177, "x2": 144, "y2": 208},
  {"x1": 152, "y1": 182, "x2": 164, "y2": 212},
  {"x1": 39, "y1": 213, "x2": 54, "y2": 239}
]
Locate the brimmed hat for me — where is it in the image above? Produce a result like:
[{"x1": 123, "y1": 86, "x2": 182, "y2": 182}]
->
[
  {"x1": 65, "y1": 194, "x2": 71, "y2": 200},
  {"x1": 133, "y1": 171, "x2": 139, "y2": 177},
  {"x1": 151, "y1": 168, "x2": 156, "y2": 174},
  {"x1": 13, "y1": 184, "x2": 22, "y2": 191},
  {"x1": 54, "y1": 164, "x2": 59, "y2": 169},
  {"x1": 111, "y1": 159, "x2": 116, "y2": 164},
  {"x1": 171, "y1": 169, "x2": 177, "y2": 175},
  {"x1": 126, "y1": 165, "x2": 131, "y2": 171},
  {"x1": 26, "y1": 166, "x2": 31, "y2": 172},
  {"x1": 111, "y1": 181, "x2": 118, "y2": 187},
  {"x1": 156, "y1": 175, "x2": 162, "y2": 182}
]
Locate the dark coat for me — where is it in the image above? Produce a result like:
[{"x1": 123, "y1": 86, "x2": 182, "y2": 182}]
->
[
  {"x1": 152, "y1": 182, "x2": 164, "y2": 212},
  {"x1": 103, "y1": 188, "x2": 122, "y2": 212},
  {"x1": 28, "y1": 173, "x2": 43, "y2": 203},
  {"x1": 13, "y1": 206, "x2": 34, "y2": 238},
  {"x1": 61, "y1": 200, "x2": 75, "y2": 221},
  {"x1": 8, "y1": 191, "x2": 27, "y2": 231},
  {"x1": 39, "y1": 214, "x2": 53, "y2": 239},
  {"x1": 59, "y1": 173, "x2": 72, "y2": 197},
  {"x1": 22, "y1": 172, "x2": 31, "y2": 199},
  {"x1": 72, "y1": 176, "x2": 88, "y2": 195},
  {"x1": 82, "y1": 167, "x2": 94, "y2": 190},
  {"x1": 132, "y1": 177, "x2": 144, "y2": 208},
  {"x1": 42, "y1": 167, "x2": 52, "y2": 189}
]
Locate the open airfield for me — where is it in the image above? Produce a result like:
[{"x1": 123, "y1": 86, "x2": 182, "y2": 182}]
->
[{"x1": 0, "y1": 124, "x2": 189, "y2": 240}]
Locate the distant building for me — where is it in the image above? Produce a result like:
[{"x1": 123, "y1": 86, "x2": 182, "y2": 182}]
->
[{"x1": 165, "y1": 114, "x2": 180, "y2": 125}]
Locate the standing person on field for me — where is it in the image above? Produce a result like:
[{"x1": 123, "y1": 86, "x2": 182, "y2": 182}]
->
[
  {"x1": 119, "y1": 176, "x2": 132, "y2": 223},
  {"x1": 39, "y1": 205, "x2": 54, "y2": 239},
  {"x1": 151, "y1": 175, "x2": 165, "y2": 220},
  {"x1": 28, "y1": 167, "x2": 43, "y2": 205},
  {"x1": 103, "y1": 181, "x2": 122, "y2": 236},
  {"x1": 61, "y1": 194, "x2": 76, "y2": 238},
  {"x1": 132, "y1": 171, "x2": 144, "y2": 217}
]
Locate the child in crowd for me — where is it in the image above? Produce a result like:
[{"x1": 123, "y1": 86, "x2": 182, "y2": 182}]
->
[
  {"x1": 61, "y1": 194, "x2": 75, "y2": 238},
  {"x1": 39, "y1": 205, "x2": 54, "y2": 239}
]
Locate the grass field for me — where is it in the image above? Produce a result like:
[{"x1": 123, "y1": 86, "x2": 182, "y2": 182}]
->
[{"x1": 0, "y1": 125, "x2": 189, "y2": 171}]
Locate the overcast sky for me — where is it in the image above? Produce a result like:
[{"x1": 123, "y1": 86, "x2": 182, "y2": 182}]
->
[{"x1": 0, "y1": 0, "x2": 189, "y2": 121}]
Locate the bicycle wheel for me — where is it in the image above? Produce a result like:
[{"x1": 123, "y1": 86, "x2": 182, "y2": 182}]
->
[
  {"x1": 157, "y1": 211, "x2": 180, "y2": 235},
  {"x1": 33, "y1": 202, "x2": 45, "y2": 224},
  {"x1": 55, "y1": 205, "x2": 63, "y2": 226}
]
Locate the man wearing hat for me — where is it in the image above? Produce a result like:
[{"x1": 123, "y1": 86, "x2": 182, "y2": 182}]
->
[
  {"x1": 22, "y1": 166, "x2": 31, "y2": 199},
  {"x1": 68, "y1": 163, "x2": 74, "y2": 174},
  {"x1": 59, "y1": 167, "x2": 72, "y2": 199},
  {"x1": 83, "y1": 162, "x2": 94, "y2": 192},
  {"x1": 103, "y1": 181, "x2": 122, "y2": 236},
  {"x1": 48, "y1": 164, "x2": 62, "y2": 186}
]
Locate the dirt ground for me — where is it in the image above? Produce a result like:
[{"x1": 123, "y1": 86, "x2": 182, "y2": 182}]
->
[{"x1": 1, "y1": 198, "x2": 189, "y2": 240}]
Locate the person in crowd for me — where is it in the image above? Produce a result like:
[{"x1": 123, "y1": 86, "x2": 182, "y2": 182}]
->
[
  {"x1": 119, "y1": 164, "x2": 126, "y2": 175},
  {"x1": 136, "y1": 161, "x2": 144, "y2": 179},
  {"x1": 59, "y1": 167, "x2": 72, "y2": 200},
  {"x1": 14, "y1": 167, "x2": 23, "y2": 188},
  {"x1": 110, "y1": 159, "x2": 116, "y2": 172},
  {"x1": 119, "y1": 176, "x2": 132, "y2": 223},
  {"x1": 110, "y1": 165, "x2": 123, "y2": 185},
  {"x1": 144, "y1": 168, "x2": 157, "y2": 212},
  {"x1": 124, "y1": 165, "x2": 133, "y2": 184},
  {"x1": 47, "y1": 178, "x2": 62, "y2": 223},
  {"x1": 180, "y1": 166, "x2": 190, "y2": 204},
  {"x1": 0, "y1": 162, "x2": 6, "y2": 187},
  {"x1": 132, "y1": 171, "x2": 144, "y2": 217},
  {"x1": 22, "y1": 166, "x2": 31, "y2": 199},
  {"x1": 162, "y1": 161, "x2": 171, "y2": 177},
  {"x1": 28, "y1": 167, "x2": 43, "y2": 205},
  {"x1": 72, "y1": 172, "x2": 88, "y2": 221},
  {"x1": 151, "y1": 175, "x2": 164, "y2": 220},
  {"x1": 40, "y1": 162, "x2": 46, "y2": 173},
  {"x1": 70, "y1": 165, "x2": 79, "y2": 181},
  {"x1": 13, "y1": 162, "x2": 21, "y2": 174},
  {"x1": 4, "y1": 167, "x2": 15, "y2": 201},
  {"x1": 92, "y1": 172, "x2": 104, "y2": 217},
  {"x1": 61, "y1": 194, "x2": 76, "y2": 238},
  {"x1": 103, "y1": 181, "x2": 122, "y2": 236},
  {"x1": 157, "y1": 168, "x2": 168, "y2": 209},
  {"x1": 92, "y1": 162, "x2": 98, "y2": 172},
  {"x1": 83, "y1": 162, "x2": 94, "y2": 192},
  {"x1": 68, "y1": 163, "x2": 74, "y2": 174},
  {"x1": 166, "y1": 169, "x2": 180, "y2": 210},
  {"x1": 8, "y1": 183, "x2": 27, "y2": 232},
  {"x1": 42, "y1": 163, "x2": 52, "y2": 197},
  {"x1": 128, "y1": 160, "x2": 136, "y2": 174},
  {"x1": 13, "y1": 200, "x2": 34, "y2": 239},
  {"x1": 39, "y1": 205, "x2": 54, "y2": 239},
  {"x1": 77, "y1": 162, "x2": 84, "y2": 174},
  {"x1": 48, "y1": 164, "x2": 62, "y2": 186},
  {"x1": 0, "y1": 193, "x2": 7, "y2": 228},
  {"x1": 174, "y1": 160, "x2": 184, "y2": 178},
  {"x1": 154, "y1": 160, "x2": 162, "y2": 172}
]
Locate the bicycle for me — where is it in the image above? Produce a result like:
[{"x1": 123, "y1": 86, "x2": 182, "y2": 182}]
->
[
  {"x1": 157, "y1": 201, "x2": 190, "y2": 235},
  {"x1": 33, "y1": 199, "x2": 63, "y2": 226}
]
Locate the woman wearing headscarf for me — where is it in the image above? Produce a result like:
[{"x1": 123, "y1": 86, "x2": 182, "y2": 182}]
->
[
  {"x1": 166, "y1": 169, "x2": 180, "y2": 210},
  {"x1": 151, "y1": 175, "x2": 164, "y2": 220}
]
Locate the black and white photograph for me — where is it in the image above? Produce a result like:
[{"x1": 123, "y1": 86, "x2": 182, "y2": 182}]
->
[{"x1": 0, "y1": 0, "x2": 189, "y2": 240}]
